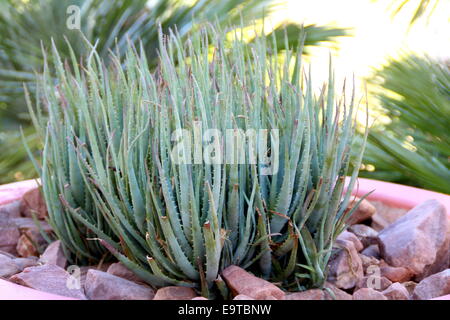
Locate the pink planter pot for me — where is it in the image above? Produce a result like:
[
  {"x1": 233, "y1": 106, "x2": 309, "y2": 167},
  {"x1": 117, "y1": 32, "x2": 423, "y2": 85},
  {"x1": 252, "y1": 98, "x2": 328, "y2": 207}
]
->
[
  {"x1": 0, "y1": 178, "x2": 449, "y2": 300},
  {"x1": 0, "y1": 179, "x2": 39, "y2": 206}
]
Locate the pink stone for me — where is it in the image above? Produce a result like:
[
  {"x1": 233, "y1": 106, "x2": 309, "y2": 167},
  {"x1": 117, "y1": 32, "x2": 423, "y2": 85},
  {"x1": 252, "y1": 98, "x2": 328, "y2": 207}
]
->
[
  {"x1": 382, "y1": 283, "x2": 410, "y2": 300},
  {"x1": 107, "y1": 262, "x2": 145, "y2": 284},
  {"x1": 39, "y1": 240, "x2": 67, "y2": 269},
  {"x1": 348, "y1": 224, "x2": 378, "y2": 247},
  {"x1": 345, "y1": 198, "x2": 376, "y2": 225},
  {"x1": 0, "y1": 201, "x2": 21, "y2": 220},
  {"x1": 353, "y1": 288, "x2": 387, "y2": 300},
  {"x1": 412, "y1": 269, "x2": 450, "y2": 300},
  {"x1": 380, "y1": 265, "x2": 413, "y2": 283},
  {"x1": 233, "y1": 294, "x2": 255, "y2": 300},
  {"x1": 286, "y1": 289, "x2": 324, "y2": 300},
  {"x1": 20, "y1": 187, "x2": 47, "y2": 220},
  {"x1": 0, "y1": 254, "x2": 20, "y2": 278},
  {"x1": 327, "y1": 240, "x2": 364, "y2": 289},
  {"x1": 337, "y1": 231, "x2": 364, "y2": 252},
  {"x1": 377, "y1": 200, "x2": 449, "y2": 280},
  {"x1": 0, "y1": 224, "x2": 20, "y2": 254},
  {"x1": 153, "y1": 286, "x2": 198, "y2": 300},
  {"x1": 9, "y1": 264, "x2": 86, "y2": 299},
  {"x1": 84, "y1": 269, "x2": 155, "y2": 300},
  {"x1": 222, "y1": 265, "x2": 285, "y2": 300}
]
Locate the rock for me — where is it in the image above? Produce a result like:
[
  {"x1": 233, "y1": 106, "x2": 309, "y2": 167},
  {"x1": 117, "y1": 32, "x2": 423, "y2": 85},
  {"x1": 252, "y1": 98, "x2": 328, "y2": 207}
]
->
[
  {"x1": 402, "y1": 281, "x2": 417, "y2": 296},
  {"x1": 286, "y1": 289, "x2": 324, "y2": 300},
  {"x1": 345, "y1": 198, "x2": 376, "y2": 225},
  {"x1": 0, "y1": 224, "x2": 20, "y2": 254},
  {"x1": 0, "y1": 254, "x2": 20, "y2": 278},
  {"x1": 380, "y1": 265, "x2": 413, "y2": 283},
  {"x1": 349, "y1": 224, "x2": 378, "y2": 247},
  {"x1": 353, "y1": 288, "x2": 387, "y2": 300},
  {"x1": 84, "y1": 269, "x2": 154, "y2": 300},
  {"x1": 0, "y1": 250, "x2": 15, "y2": 258},
  {"x1": 192, "y1": 297, "x2": 208, "y2": 300},
  {"x1": 382, "y1": 283, "x2": 410, "y2": 300},
  {"x1": 12, "y1": 217, "x2": 52, "y2": 258},
  {"x1": 377, "y1": 200, "x2": 450, "y2": 280},
  {"x1": 337, "y1": 231, "x2": 363, "y2": 252},
  {"x1": 153, "y1": 286, "x2": 198, "y2": 300},
  {"x1": 12, "y1": 217, "x2": 52, "y2": 233},
  {"x1": 323, "y1": 282, "x2": 353, "y2": 300},
  {"x1": 9, "y1": 264, "x2": 86, "y2": 299},
  {"x1": 370, "y1": 201, "x2": 409, "y2": 231},
  {"x1": 107, "y1": 262, "x2": 145, "y2": 284},
  {"x1": 0, "y1": 201, "x2": 21, "y2": 220},
  {"x1": 233, "y1": 294, "x2": 255, "y2": 300},
  {"x1": 412, "y1": 269, "x2": 450, "y2": 300},
  {"x1": 16, "y1": 231, "x2": 44, "y2": 257},
  {"x1": 39, "y1": 240, "x2": 66, "y2": 268},
  {"x1": 222, "y1": 265, "x2": 285, "y2": 300},
  {"x1": 20, "y1": 188, "x2": 47, "y2": 219},
  {"x1": 327, "y1": 240, "x2": 364, "y2": 290},
  {"x1": 358, "y1": 254, "x2": 380, "y2": 274},
  {"x1": 355, "y1": 275, "x2": 392, "y2": 291},
  {"x1": 80, "y1": 264, "x2": 111, "y2": 288},
  {"x1": 361, "y1": 244, "x2": 380, "y2": 259},
  {"x1": 13, "y1": 257, "x2": 38, "y2": 270}
]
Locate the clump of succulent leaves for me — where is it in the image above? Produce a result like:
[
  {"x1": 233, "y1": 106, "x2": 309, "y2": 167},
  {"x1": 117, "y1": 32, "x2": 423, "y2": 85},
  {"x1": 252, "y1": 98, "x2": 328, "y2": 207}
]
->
[{"x1": 29, "y1": 25, "x2": 367, "y2": 296}]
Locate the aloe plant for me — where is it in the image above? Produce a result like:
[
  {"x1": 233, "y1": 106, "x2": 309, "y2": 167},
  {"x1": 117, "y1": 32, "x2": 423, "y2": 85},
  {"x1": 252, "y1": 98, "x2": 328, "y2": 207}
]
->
[{"x1": 31, "y1": 24, "x2": 366, "y2": 294}]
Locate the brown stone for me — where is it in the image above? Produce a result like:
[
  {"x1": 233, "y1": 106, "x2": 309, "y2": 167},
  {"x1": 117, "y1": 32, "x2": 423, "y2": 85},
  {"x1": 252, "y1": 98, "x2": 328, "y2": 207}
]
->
[
  {"x1": 84, "y1": 269, "x2": 154, "y2": 300},
  {"x1": 0, "y1": 201, "x2": 21, "y2": 220},
  {"x1": 20, "y1": 188, "x2": 47, "y2": 219},
  {"x1": 412, "y1": 269, "x2": 450, "y2": 300},
  {"x1": 355, "y1": 275, "x2": 392, "y2": 291},
  {"x1": 361, "y1": 244, "x2": 380, "y2": 259},
  {"x1": 323, "y1": 282, "x2": 353, "y2": 300},
  {"x1": 348, "y1": 224, "x2": 378, "y2": 247},
  {"x1": 353, "y1": 288, "x2": 387, "y2": 300},
  {"x1": 153, "y1": 286, "x2": 198, "y2": 300},
  {"x1": 377, "y1": 200, "x2": 450, "y2": 280},
  {"x1": 9, "y1": 264, "x2": 86, "y2": 299},
  {"x1": 337, "y1": 231, "x2": 364, "y2": 252},
  {"x1": 222, "y1": 265, "x2": 285, "y2": 300},
  {"x1": 39, "y1": 240, "x2": 67, "y2": 268},
  {"x1": 382, "y1": 283, "x2": 410, "y2": 300},
  {"x1": 286, "y1": 289, "x2": 324, "y2": 300},
  {"x1": 16, "y1": 231, "x2": 42, "y2": 257},
  {"x1": 13, "y1": 257, "x2": 38, "y2": 270},
  {"x1": 358, "y1": 254, "x2": 380, "y2": 274},
  {"x1": 80, "y1": 264, "x2": 111, "y2": 288},
  {"x1": 233, "y1": 294, "x2": 255, "y2": 300},
  {"x1": 402, "y1": 281, "x2": 417, "y2": 296},
  {"x1": 345, "y1": 198, "x2": 376, "y2": 225},
  {"x1": 327, "y1": 240, "x2": 364, "y2": 290},
  {"x1": 107, "y1": 262, "x2": 145, "y2": 284},
  {"x1": 0, "y1": 224, "x2": 20, "y2": 254},
  {"x1": 380, "y1": 265, "x2": 413, "y2": 283},
  {"x1": 11, "y1": 217, "x2": 52, "y2": 233},
  {"x1": 370, "y1": 201, "x2": 409, "y2": 231},
  {"x1": 0, "y1": 254, "x2": 20, "y2": 278}
]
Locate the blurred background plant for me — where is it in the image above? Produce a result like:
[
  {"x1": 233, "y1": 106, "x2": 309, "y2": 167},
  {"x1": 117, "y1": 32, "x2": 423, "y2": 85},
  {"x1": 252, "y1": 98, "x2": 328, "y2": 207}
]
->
[
  {"x1": 359, "y1": 54, "x2": 450, "y2": 193},
  {"x1": 0, "y1": 0, "x2": 346, "y2": 184}
]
